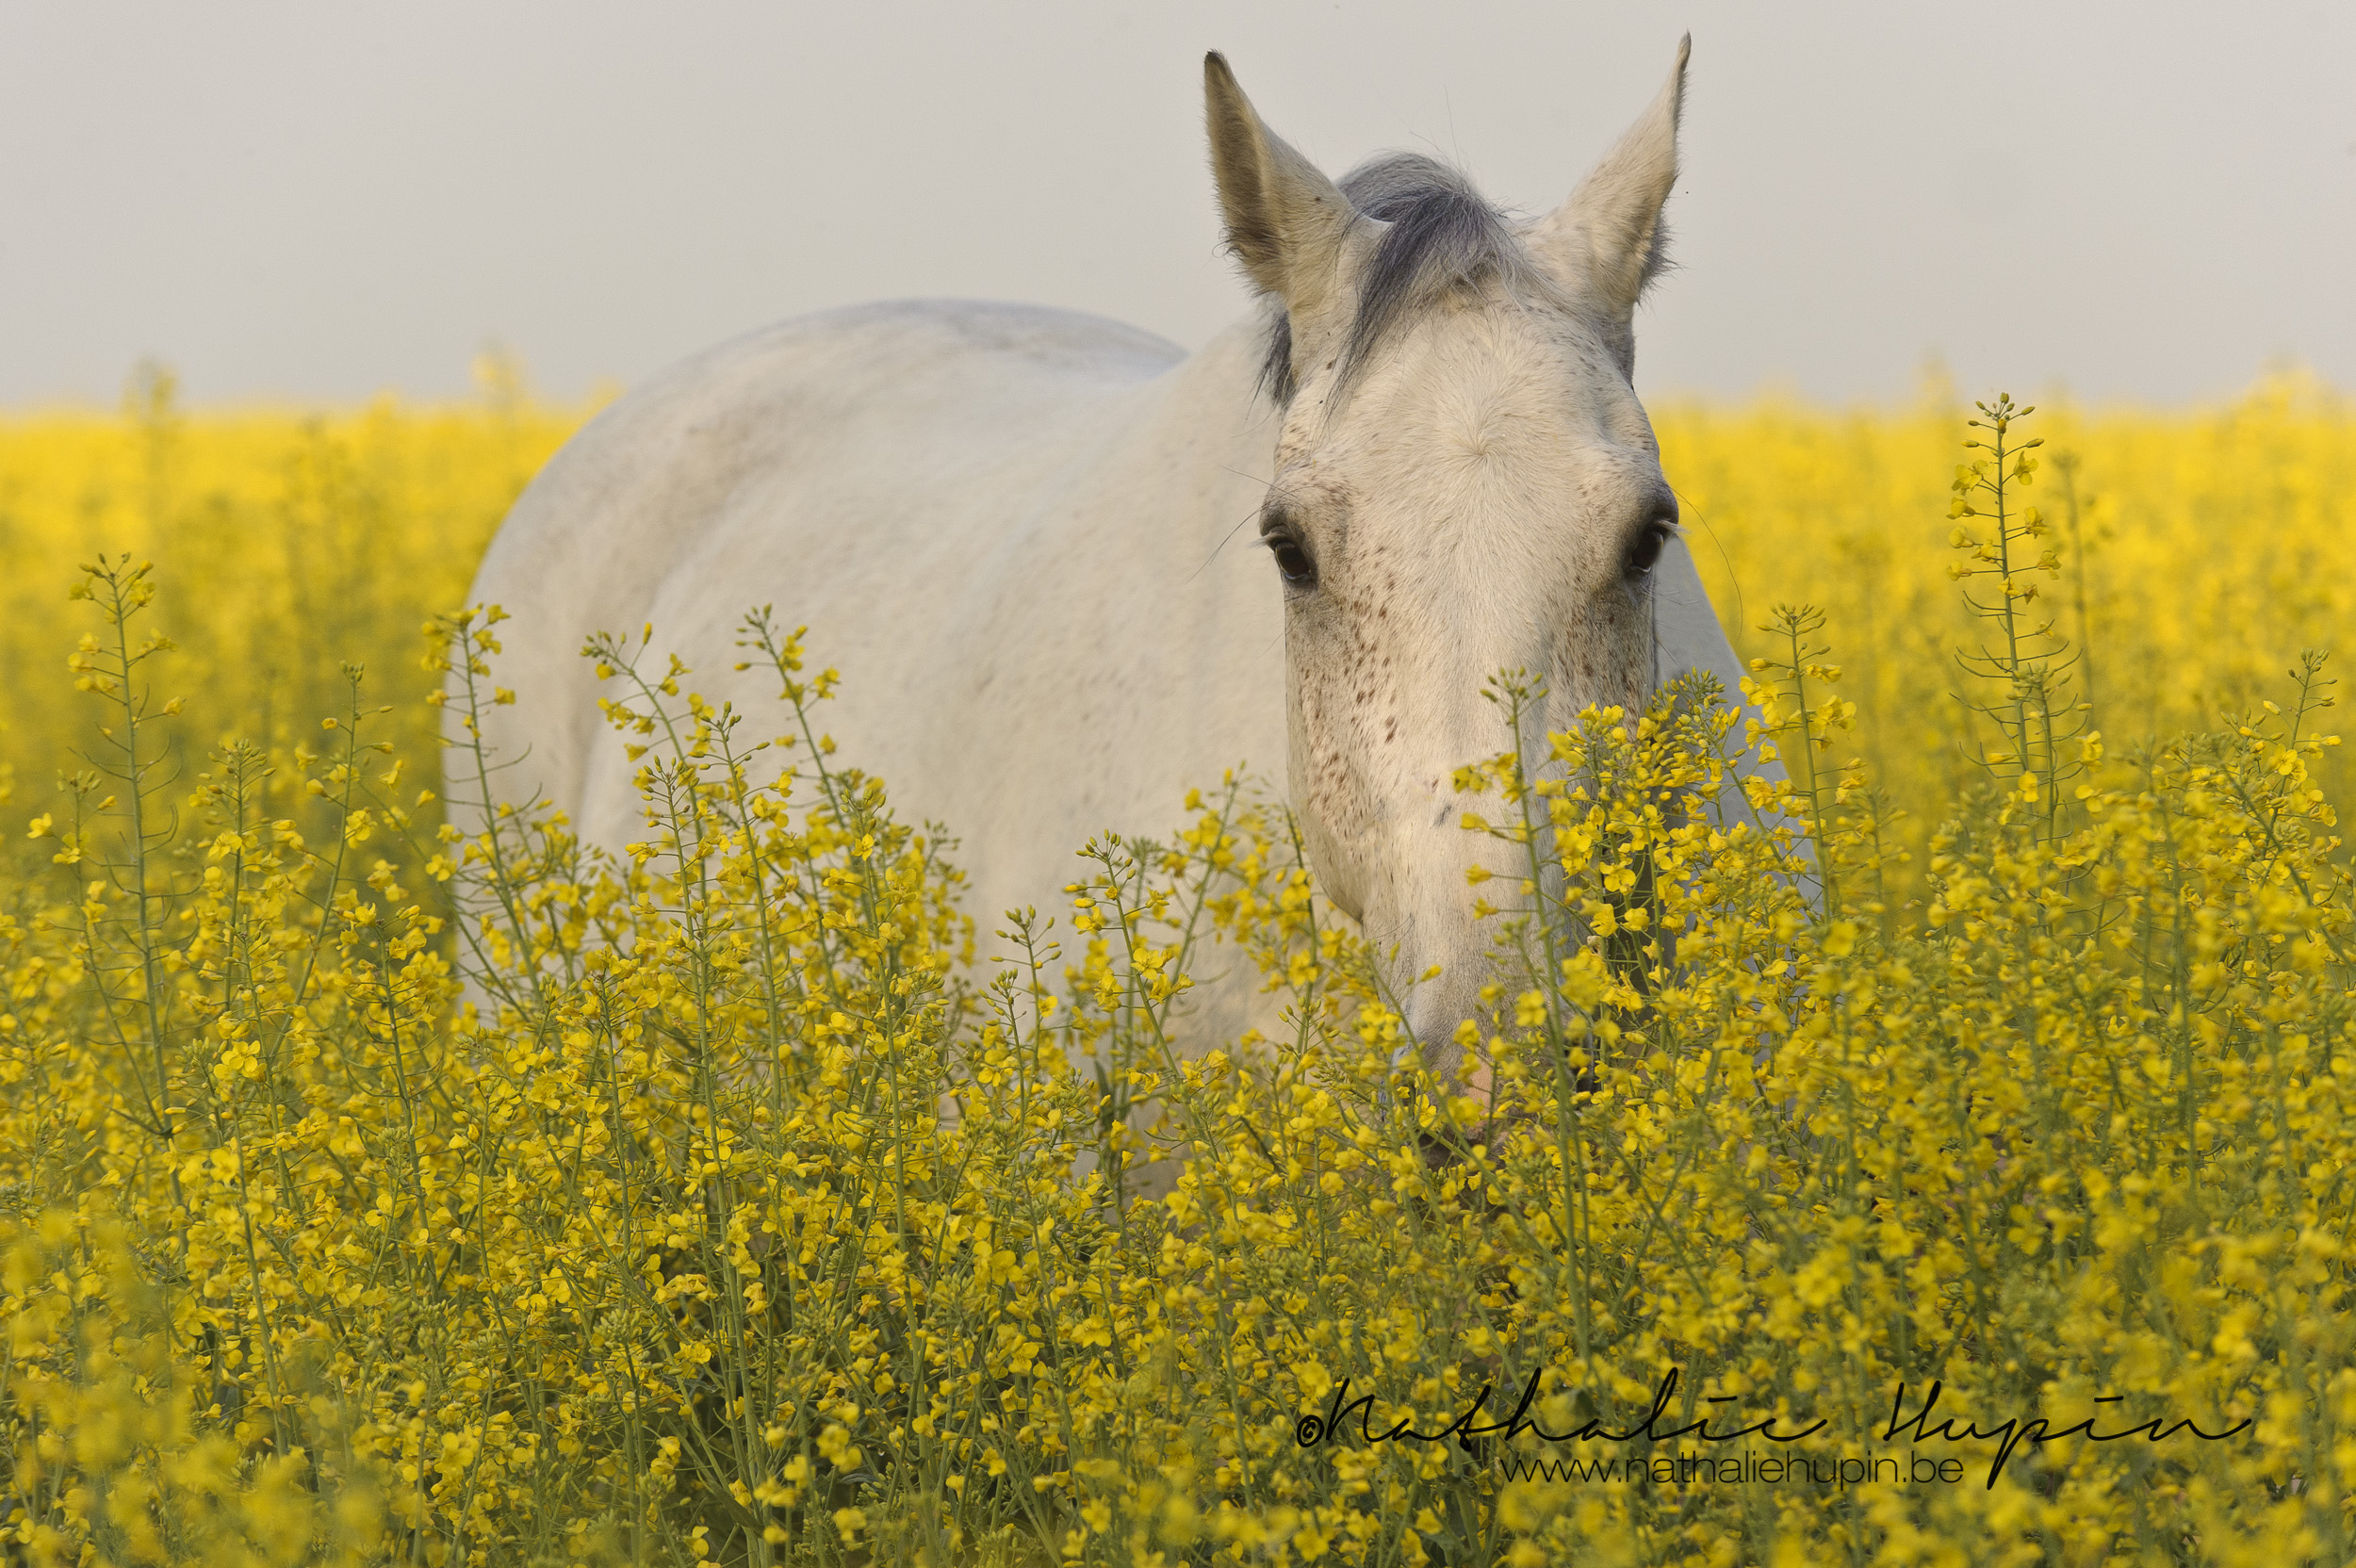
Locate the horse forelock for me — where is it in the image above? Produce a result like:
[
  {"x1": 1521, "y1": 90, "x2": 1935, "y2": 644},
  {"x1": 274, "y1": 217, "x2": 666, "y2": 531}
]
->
[{"x1": 1259, "y1": 154, "x2": 1523, "y2": 411}]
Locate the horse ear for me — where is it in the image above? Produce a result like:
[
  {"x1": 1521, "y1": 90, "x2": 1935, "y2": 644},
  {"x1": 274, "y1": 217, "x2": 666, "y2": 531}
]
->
[
  {"x1": 1203, "y1": 53, "x2": 1358, "y2": 319},
  {"x1": 1532, "y1": 36, "x2": 1690, "y2": 343}
]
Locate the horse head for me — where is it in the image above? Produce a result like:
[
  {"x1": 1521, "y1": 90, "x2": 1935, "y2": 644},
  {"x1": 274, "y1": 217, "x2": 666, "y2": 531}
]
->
[{"x1": 1205, "y1": 41, "x2": 1696, "y2": 1076}]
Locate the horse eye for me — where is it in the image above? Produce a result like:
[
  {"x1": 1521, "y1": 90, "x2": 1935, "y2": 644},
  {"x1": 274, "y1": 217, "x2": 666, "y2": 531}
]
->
[
  {"x1": 1268, "y1": 534, "x2": 1318, "y2": 589},
  {"x1": 1622, "y1": 517, "x2": 1675, "y2": 582}
]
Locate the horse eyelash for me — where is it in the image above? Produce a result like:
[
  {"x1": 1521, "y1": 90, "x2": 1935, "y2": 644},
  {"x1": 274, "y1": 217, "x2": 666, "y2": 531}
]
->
[{"x1": 1621, "y1": 515, "x2": 1677, "y2": 582}]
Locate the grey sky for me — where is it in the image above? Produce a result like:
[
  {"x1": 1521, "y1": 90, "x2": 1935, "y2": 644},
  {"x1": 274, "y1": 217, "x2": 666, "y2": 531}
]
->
[{"x1": 4, "y1": 2, "x2": 2349, "y2": 407}]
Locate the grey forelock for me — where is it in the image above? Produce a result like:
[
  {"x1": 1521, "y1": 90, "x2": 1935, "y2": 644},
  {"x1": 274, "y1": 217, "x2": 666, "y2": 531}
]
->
[{"x1": 1259, "y1": 154, "x2": 1518, "y2": 409}]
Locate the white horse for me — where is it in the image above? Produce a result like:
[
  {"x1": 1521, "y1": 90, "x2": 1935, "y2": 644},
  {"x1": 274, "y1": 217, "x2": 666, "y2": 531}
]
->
[{"x1": 459, "y1": 38, "x2": 1760, "y2": 1074}]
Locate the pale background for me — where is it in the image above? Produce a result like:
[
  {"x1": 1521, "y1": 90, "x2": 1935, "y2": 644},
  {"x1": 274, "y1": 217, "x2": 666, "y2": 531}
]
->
[{"x1": 3, "y1": 1, "x2": 2349, "y2": 407}]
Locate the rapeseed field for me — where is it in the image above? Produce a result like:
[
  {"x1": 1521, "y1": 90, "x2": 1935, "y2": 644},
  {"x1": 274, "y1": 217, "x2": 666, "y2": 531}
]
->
[
  {"x1": 1660, "y1": 368, "x2": 2356, "y2": 902},
  {"x1": 2, "y1": 366, "x2": 2351, "y2": 1565}
]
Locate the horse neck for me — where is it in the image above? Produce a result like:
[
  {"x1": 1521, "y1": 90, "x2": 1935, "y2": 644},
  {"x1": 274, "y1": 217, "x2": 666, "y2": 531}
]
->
[{"x1": 1115, "y1": 311, "x2": 1284, "y2": 553}]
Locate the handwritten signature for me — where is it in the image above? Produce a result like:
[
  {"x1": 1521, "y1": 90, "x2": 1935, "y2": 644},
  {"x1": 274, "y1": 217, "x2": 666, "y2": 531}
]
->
[{"x1": 1295, "y1": 1367, "x2": 2250, "y2": 1490}]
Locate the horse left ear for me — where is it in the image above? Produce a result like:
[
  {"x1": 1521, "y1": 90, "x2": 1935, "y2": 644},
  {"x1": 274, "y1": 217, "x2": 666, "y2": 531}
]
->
[
  {"x1": 1531, "y1": 35, "x2": 1689, "y2": 363},
  {"x1": 1203, "y1": 53, "x2": 1359, "y2": 323}
]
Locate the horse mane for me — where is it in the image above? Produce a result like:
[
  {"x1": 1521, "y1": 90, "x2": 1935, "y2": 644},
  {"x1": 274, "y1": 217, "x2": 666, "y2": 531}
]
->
[{"x1": 1258, "y1": 153, "x2": 1521, "y2": 407}]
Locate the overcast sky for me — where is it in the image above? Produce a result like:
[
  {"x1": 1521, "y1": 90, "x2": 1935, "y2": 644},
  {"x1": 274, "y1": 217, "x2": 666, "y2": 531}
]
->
[{"x1": 4, "y1": 2, "x2": 2350, "y2": 408}]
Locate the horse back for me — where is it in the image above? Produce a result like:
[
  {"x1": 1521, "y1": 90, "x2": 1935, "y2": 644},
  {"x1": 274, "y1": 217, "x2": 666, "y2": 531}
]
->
[{"x1": 459, "y1": 300, "x2": 1269, "y2": 895}]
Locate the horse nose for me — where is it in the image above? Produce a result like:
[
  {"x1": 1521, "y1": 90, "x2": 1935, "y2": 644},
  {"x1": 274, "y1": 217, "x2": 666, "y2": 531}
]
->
[{"x1": 1401, "y1": 966, "x2": 1484, "y2": 1070}]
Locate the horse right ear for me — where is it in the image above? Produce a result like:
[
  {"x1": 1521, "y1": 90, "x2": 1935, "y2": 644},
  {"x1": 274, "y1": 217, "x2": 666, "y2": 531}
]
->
[{"x1": 1203, "y1": 54, "x2": 1358, "y2": 322}]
